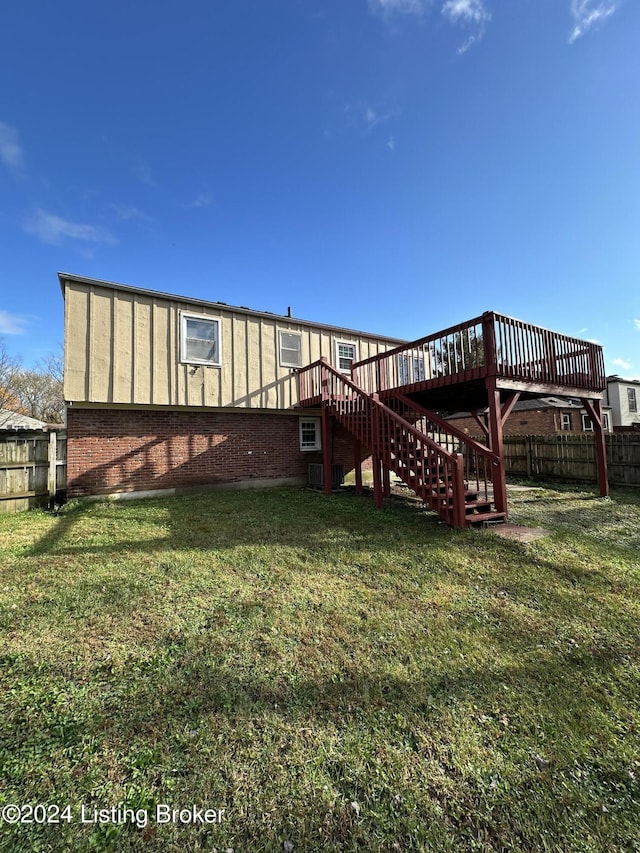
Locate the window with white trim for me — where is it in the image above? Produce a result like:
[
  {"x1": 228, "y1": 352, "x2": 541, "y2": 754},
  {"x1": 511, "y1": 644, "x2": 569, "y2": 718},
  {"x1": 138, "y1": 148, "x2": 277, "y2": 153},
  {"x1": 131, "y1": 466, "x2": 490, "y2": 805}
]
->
[
  {"x1": 279, "y1": 331, "x2": 302, "y2": 368},
  {"x1": 336, "y1": 341, "x2": 357, "y2": 373},
  {"x1": 180, "y1": 313, "x2": 221, "y2": 365},
  {"x1": 582, "y1": 412, "x2": 610, "y2": 432},
  {"x1": 561, "y1": 413, "x2": 572, "y2": 431},
  {"x1": 299, "y1": 418, "x2": 321, "y2": 451},
  {"x1": 628, "y1": 387, "x2": 638, "y2": 413}
]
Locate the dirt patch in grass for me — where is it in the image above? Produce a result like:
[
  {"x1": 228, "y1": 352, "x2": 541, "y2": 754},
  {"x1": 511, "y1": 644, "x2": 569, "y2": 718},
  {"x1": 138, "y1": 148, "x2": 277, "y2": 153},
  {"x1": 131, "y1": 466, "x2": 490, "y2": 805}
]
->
[{"x1": 488, "y1": 523, "x2": 552, "y2": 542}]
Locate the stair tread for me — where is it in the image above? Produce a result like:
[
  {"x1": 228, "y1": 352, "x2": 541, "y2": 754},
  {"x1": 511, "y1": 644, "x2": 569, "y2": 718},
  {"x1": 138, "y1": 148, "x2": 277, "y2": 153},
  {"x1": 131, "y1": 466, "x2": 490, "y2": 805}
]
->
[
  {"x1": 466, "y1": 511, "x2": 506, "y2": 525},
  {"x1": 465, "y1": 503, "x2": 492, "y2": 513}
]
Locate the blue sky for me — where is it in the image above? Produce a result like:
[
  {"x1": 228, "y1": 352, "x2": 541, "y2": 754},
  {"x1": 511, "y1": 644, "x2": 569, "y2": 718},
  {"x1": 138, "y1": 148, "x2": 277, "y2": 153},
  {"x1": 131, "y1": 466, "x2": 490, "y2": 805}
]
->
[{"x1": 1, "y1": 0, "x2": 638, "y2": 378}]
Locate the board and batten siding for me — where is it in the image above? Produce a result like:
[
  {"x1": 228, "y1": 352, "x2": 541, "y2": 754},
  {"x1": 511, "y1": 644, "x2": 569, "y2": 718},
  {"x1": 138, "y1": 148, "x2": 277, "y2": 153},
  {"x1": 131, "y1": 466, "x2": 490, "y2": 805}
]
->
[{"x1": 63, "y1": 281, "x2": 399, "y2": 410}]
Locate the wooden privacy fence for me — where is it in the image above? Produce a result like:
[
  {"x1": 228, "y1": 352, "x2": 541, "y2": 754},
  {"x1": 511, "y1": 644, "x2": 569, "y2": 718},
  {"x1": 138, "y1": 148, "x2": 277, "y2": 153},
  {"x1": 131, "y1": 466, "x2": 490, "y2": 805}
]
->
[
  {"x1": 0, "y1": 430, "x2": 66, "y2": 513},
  {"x1": 503, "y1": 434, "x2": 640, "y2": 487}
]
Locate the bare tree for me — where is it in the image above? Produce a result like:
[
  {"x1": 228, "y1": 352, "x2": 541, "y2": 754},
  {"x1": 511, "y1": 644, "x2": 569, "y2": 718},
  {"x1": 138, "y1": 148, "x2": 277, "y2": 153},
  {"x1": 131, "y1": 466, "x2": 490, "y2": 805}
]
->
[
  {"x1": 12, "y1": 370, "x2": 64, "y2": 423},
  {"x1": 0, "y1": 339, "x2": 64, "y2": 423},
  {"x1": 0, "y1": 337, "x2": 23, "y2": 411}
]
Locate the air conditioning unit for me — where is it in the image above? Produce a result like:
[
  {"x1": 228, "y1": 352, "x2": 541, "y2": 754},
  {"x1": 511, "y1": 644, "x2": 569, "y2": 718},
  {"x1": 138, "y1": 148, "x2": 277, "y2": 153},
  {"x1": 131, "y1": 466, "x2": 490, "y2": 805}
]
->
[{"x1": 308, "y1": 463, "x2": 344, "y2": 491}]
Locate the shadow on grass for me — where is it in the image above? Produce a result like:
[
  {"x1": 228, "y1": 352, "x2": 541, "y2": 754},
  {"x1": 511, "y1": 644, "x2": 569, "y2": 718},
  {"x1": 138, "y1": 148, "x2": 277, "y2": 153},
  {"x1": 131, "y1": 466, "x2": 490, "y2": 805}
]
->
[
  {"x1": 6, "y1": 488, "x2": 640, "y2": 850},
  {"x1": 26, "y1": 488, "x2": 448, "y2": 559}
]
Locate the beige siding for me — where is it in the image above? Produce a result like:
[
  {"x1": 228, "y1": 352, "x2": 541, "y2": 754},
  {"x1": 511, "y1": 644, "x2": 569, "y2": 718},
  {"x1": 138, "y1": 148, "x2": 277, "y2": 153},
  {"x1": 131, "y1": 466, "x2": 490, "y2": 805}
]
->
[{"x1": 64, "y1": 281, "x2": 401, "y2": 409}]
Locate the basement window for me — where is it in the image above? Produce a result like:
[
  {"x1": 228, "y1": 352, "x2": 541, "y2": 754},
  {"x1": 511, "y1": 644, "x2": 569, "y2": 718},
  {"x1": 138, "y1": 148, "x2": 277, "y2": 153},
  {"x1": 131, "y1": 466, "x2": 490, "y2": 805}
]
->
[
  {"x1": 299, "y1": 418, "x2": 321, "y2": 451},
  {"x1": 180, "y1": 313, "x2": 221, "y2": 366},
  {"x1": 279, "y1": 331, "x2": 302, "y2": 368}
]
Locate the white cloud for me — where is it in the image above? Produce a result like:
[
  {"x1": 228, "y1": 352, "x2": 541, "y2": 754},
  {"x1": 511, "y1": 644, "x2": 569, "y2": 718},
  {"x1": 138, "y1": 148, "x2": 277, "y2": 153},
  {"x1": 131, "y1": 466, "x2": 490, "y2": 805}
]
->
[
  {"x1": 0, "y1": 121, "x2": 25, "y2": 175},
  {"x1": 345, "y1": 102, "x2": 400, "y2": 132},
  {"x1": 368, "y1": 0, "x2": 491, "y2": 51},
  {"x1": 634, "y1": 318, "x2": 640, "y2": 331},
  {"x1": 24, "y1": 209, "x2": 116, "y2": 247},
  {"x1": 368, "y1": 0, "x2": 429, "y2": 16},
  {"x1": 569, "y1": 0, "x2": 617, "y2": 44},
  {"x1": 441, "y1": 0, "x2": 489, "y2": 25},
  {"x1": 0, "y1": 310, "x2": 28, "y2": 335},
  {"x1": 441, "y1": 0, "x2": 490, "y2": 52},
  {"x1": 111, "y1": 205, "x2": 154, "y2": 222},
  {"x1": 386, "y1": 136, "x2": 396, "y2": 151},
  {"x1": 612, "y1": 357, "x2": 633, "y2": 370},
  {"x1": 180, "y1": 193, "x2": 213, "y2": 209}
]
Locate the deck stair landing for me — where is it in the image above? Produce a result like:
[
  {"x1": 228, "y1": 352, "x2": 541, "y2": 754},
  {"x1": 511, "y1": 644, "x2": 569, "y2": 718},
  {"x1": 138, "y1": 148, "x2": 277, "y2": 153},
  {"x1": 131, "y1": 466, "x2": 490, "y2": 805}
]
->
[{"x1": 298, "y1": 358, "x2": 505, "y2": 528}]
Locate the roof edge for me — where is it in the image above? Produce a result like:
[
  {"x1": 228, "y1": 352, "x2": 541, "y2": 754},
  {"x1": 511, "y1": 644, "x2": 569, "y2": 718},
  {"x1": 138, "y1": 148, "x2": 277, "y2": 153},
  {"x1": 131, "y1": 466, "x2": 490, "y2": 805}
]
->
[{"x1": 58, "y1": 272, "x2": 407, "y2": 344}]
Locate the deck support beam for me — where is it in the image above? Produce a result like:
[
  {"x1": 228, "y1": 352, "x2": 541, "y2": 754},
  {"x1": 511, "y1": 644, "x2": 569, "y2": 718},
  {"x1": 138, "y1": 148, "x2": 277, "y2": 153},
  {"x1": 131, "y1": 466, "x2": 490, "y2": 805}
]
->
[
  {"x1": 372, "y1": 457, "x2": 384, "y2": 508},
  {"x1": 371, "y1": 392, "x2": 384, "y2": 508},
  {"x1": 501, "y1": 391, "x2": 521, "y2": 425},
  {"x1": 581, "y1": 398, "x2": 609, "y2": 497},
  {"x1": 471, "y1": 411, "x2": 489, "y2": 438},
  {"x1": 486, "y1": 379, "x2": 508, "y2": 518},
  {"x1": 321, "y1": 406, "x2": 332, "y2": 496}
]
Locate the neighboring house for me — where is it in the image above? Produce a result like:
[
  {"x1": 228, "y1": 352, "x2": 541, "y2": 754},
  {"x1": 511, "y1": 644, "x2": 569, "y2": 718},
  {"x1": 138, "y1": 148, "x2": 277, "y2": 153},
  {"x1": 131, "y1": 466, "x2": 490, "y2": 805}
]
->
[
  {"x1": 605, "y1": 375, "x2": 640, "y2": 431},
  {"x1": 60, "y1": 273, "x2": 404, "y2": 498},
  {"x1": 447, "y1": 397, "x2": 613, "y2": 438},
  {"x1": 0, "y1": 410, "x2": 49, "y2": 432}
]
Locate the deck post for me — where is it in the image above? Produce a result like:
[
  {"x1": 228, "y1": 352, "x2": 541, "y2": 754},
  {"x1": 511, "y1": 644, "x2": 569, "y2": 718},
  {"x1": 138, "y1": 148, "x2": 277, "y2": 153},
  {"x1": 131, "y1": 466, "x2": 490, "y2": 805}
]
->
[
  {"x1": 321, "y1": 405, "x2": 333, "y2": 496},
  {"x1": 581, "y1": 398, "x2": 609, "y2": 497},
  {"x1": 481, "y1": 312, "x2": 498, "y2": 375},
  {"x1": 486, "y1": 379, "x2": 508, "y2": 517},
  {"x1": 371, "y1": 395, "x2": 384, "y2": 508},
  {"x1": 372, "y1": 456, "x2": 383, "y2": 508},
  {"x1": 354, "y1": 439, "x2": 363, "y2": 494}
]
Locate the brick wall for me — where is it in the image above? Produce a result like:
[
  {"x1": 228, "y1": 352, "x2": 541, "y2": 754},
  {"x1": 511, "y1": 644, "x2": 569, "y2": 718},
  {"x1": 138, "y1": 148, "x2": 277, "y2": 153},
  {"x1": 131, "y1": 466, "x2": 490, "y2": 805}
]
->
[
  {"x1": 449, "y1": 408, "x2": 580, "y2": 438},
  {"x1": 66, "y1": 408, "x2": 366, "y2": 497}
]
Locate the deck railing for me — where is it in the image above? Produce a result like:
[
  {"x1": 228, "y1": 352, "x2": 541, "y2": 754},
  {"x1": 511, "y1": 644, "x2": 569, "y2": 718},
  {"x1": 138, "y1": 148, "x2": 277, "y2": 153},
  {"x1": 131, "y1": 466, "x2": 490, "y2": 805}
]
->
[{"x1": 351, "y1": 311, "x2": 605, "y2": 396}]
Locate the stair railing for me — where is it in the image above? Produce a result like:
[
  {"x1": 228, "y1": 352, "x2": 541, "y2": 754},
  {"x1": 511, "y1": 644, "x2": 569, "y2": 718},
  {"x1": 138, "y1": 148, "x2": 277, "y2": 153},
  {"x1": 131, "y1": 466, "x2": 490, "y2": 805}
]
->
[
  {"x1": 388, "y1": 394, "x2": 501, "y2": 512},
  {"x1": 298, "y1": 358, "x2": 467, "y2": 526}
]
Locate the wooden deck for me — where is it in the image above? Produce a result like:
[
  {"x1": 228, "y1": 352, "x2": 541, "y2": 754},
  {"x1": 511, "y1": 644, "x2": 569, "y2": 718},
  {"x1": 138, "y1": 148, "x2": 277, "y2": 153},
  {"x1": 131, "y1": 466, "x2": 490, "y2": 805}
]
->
[
  {"x1": 298, "y1": 311, "x2": 608, "y2": 527},
  {"x1": 350, "y1": 311, "x2": 605, "y2": 411}
]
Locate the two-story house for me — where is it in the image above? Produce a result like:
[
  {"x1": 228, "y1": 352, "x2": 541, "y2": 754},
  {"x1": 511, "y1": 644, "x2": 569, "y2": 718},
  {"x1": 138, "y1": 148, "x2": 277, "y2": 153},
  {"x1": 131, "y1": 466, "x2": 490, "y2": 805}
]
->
[
  {"x1": 606, "y1": 376, "x2": 640, "y2": 430},
  {"x1": 61, "y1": 273, "x2": 609, "y2": 526},
  {"x1": 60, "y1": 272, "x2": 403, "y2": 500}
]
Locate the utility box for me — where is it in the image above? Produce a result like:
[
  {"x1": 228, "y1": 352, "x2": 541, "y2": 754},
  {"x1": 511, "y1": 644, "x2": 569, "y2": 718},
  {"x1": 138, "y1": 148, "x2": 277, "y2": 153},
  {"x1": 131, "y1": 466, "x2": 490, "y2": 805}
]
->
[{"x1": 308, "y1": 463, "x2": 344, "y2": 491}]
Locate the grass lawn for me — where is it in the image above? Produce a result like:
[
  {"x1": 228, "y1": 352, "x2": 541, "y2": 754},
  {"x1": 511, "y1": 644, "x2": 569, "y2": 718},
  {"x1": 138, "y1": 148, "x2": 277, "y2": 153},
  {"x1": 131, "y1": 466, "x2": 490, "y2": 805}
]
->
[{"x1": 0, "y1": 484, "x2": 639, "y2": 852}]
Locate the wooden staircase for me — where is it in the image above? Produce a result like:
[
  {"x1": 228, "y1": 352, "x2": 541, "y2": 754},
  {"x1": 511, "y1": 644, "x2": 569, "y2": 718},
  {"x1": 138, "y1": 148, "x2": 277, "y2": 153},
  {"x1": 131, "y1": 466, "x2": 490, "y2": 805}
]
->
[{"x1": 299, "y1": 358, "x2": 505, "y2": 528}]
